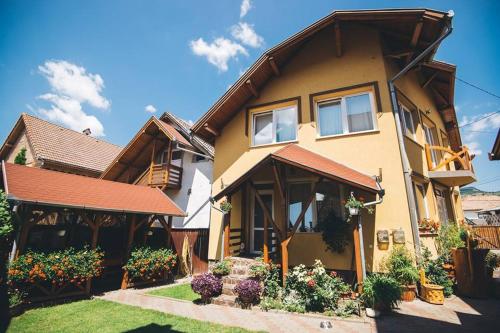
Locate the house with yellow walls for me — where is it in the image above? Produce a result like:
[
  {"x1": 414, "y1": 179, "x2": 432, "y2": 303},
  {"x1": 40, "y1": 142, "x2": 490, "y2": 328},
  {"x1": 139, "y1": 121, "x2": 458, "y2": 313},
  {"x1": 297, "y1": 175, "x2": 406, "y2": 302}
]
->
[{"x1": 192, "y1": 9, "x2": 475, "y2": 286}]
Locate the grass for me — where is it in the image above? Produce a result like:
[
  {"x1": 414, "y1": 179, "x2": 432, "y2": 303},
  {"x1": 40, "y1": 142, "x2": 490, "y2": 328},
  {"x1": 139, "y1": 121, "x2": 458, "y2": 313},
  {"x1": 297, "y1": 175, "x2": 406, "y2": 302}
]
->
[
  {"x1": 147, "y1": 283, "x2": 200, "y2": 302},
  {"x1": 7, "y1": 299, "x2": 259, "y2": 333}
]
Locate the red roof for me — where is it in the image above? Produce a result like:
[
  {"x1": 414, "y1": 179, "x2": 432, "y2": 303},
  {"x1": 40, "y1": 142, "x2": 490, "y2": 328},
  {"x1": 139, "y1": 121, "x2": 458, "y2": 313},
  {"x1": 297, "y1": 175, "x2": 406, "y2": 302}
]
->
[
  {"x1": 2, "y1": 162, "x2": 185, "y2": 216},
  {"x1": 157, "y1": 119, "x2": 193, "y2": 148},
  {"x1": 214, "y1": 144, "x2": 378, "y2": 200}
]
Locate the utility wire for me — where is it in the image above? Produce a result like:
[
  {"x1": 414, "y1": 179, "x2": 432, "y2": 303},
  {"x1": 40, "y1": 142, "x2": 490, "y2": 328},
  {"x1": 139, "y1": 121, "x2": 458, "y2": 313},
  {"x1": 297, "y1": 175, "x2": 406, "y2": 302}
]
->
[
  {"x1": 474, "y1": 177, "x2": 500, "y2": 186},
  {"x1": 455, "y1": 76, "x2": 500, "y2": 100},
  {"x1": 458, "y1": 110, "x2": 500, "y2": 128}
]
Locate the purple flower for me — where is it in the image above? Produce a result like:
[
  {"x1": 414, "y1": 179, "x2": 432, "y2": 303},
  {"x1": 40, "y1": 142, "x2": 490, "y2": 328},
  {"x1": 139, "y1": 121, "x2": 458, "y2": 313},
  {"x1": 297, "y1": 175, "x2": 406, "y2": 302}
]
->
[
  {"x1": 191, "y1": 273, "x2": 222, "y2": 299},
  {"x1": 234, "y1": 279, "x2": 261, "y2": 302}
]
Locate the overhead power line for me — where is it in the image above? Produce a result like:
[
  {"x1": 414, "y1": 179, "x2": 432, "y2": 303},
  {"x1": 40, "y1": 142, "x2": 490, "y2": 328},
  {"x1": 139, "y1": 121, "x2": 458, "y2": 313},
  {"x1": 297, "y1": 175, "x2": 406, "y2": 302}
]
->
[
  {"x1": 455, "y1": 76, "x2": 500, "y2": 100},
  {"x1": 459, "y1": 110, "x2": 500, "y2": 128}
]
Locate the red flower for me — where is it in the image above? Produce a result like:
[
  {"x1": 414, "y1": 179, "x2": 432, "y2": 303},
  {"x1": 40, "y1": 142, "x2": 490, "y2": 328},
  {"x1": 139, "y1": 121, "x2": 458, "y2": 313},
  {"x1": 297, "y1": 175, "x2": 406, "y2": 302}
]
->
[
  {"x1": 307, "y1": 280, "x2": 316, "y2": 288},
  {"x1": 330, "y1": 271, "x2": 338, "y2": 278}
]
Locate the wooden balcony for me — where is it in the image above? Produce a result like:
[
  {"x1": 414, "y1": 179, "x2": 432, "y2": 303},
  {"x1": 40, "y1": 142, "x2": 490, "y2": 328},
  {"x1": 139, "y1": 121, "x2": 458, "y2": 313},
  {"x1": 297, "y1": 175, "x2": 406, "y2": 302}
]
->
[
  {"x1": 136, "y1": 163, "x2": 182, "y2": 189},
  {"x1": 424, "y1": 144, "x2": 476, "y2": 187}
]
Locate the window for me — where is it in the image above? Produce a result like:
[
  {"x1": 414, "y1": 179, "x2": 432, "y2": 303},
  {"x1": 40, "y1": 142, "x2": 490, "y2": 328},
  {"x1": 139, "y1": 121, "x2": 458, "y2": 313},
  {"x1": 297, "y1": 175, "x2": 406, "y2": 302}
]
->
[
  {"x1": 423, "y1": 124, "x2": 439, "y2": 167},
  {"x1": 412, "y1": 182, "x2": 429, "y2": 222},
  {"x1": 288, "y1": 183, "x2": 315, "y2": 232},
  {"x1": 192, "y1": 154, "x2": 208, "y2": 163},
  {"x1": 316, "y1": 92, "x2": 376, "y2": 137},
  {"x1": 252, "y1": 105, "x2": 297, "y2": 146},
  {"x1": 399, "y1": 104, "x2": 417, "y2": 139}
]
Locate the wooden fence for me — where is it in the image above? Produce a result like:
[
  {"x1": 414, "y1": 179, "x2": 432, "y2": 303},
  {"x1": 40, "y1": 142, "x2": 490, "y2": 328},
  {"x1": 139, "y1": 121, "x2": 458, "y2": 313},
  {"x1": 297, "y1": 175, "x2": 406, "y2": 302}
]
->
[
  {"x1": 471, "y1": 225, "x2": 500, "y2": 249},
  {"x1": 170, "y1": 228, "x2": 209, "y2": 274}
]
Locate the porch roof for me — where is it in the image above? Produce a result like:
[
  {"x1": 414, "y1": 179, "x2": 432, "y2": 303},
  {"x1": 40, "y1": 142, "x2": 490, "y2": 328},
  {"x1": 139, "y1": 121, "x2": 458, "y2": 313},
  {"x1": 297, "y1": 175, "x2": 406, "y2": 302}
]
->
[
  {"x1": 1, "y1": 161, "x2": 186, "y2": 216},
  {"x1": 213, "y1": 144, "x2": 379, "y2": 200}
]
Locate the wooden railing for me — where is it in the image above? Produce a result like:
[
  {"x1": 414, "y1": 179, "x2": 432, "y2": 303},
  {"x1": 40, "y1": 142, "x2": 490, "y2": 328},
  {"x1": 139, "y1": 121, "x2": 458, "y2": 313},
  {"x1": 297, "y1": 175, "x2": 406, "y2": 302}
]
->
[
  {"x1": 425, "y1": 144, "x2": 473, "y2": 172},
  {"x1": 146, "y1": 163, "x2": 182, "y2": 188}
]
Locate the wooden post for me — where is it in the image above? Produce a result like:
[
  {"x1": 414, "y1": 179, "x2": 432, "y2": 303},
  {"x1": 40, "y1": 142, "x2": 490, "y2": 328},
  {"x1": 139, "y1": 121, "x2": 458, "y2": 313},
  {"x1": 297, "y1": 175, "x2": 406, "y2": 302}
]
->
[
  {"x1": 166, "y1": 216, "x2": 173, "y2": 248},
  {"x1": 263, "y1": 216, "x2": 269, "y2": 263},
  {"x1": 281, "y1": 239, "x2": 289, "y2": 285},
  {"x1": 223, "y1": 196, "x2": 231, "y2": 258},
  {"x1": 352, "y1": 218, "x2": 363, "y2": 292},
  {"x1": 122, "y1": 214, "x2": 137, "y2": 289}
]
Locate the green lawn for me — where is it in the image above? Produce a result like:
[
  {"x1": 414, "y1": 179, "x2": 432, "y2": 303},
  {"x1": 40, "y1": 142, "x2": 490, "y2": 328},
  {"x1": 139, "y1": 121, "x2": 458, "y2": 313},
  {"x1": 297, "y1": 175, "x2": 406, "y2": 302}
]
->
[
  {"x1": 7, "y1": 299, "x2": 259, "y2": 333},
  {"x1": 147, "y1": 283, "x2": 200, "y2": 302}
]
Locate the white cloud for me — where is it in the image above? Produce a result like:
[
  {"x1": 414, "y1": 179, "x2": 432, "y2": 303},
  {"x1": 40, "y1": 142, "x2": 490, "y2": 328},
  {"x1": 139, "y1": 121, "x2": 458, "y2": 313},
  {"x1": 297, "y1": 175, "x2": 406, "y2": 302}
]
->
[
  {"x1": 460, "y1": 111, "x2": 500, "y2": 156},
  {"x1": 231, "y1": 22, "x2": 264, "y2": 48},
  {"x1": 145, "y1": 104, "x2": 157, "y2": 113},
  {"x1": 240, "y1": 0, "x2": 252, "y2": 18},
  {"x1": 35, "y1": 60, "x2": 109, "y2": 136},
  {"x1": 465, "y1": 141, "x2": 483, "y2": 156},
  {"x1": 39, "y1": 60, "x2": 110, "y2": 109},
  {"x1": 190, "y1": 37, "x2": 247, "y2": 72},
  {"x1": 37, "y1": 94, "x2": 105, "y2": 136}
]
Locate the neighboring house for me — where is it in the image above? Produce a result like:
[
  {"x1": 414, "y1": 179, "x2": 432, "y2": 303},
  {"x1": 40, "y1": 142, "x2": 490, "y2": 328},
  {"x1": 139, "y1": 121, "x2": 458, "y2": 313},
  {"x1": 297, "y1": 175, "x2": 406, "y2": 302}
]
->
[
  {"x1": 101, "y1": 112, "x2": 214, "y2": 229},
  {"x1": 192, "y1": 9, "x2": 472, "y2": 284},
  {"x1": 489, "y1": 129, "x2": 500, "y2": 160},
  {"x1": 462, "y1": 195, "x2": 500, "y2": 224},
  {"x1": 0, "y1": 113, "x2": 122, "y2": 177}
]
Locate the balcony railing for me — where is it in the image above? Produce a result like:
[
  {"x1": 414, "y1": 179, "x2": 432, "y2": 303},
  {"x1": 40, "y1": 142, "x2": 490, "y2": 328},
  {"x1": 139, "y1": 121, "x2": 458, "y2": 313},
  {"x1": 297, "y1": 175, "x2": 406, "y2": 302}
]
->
[
  {"x1": 424, "y1": 144, "x2": 476, "y2": 186},
  {"x1": 135, "y1": 163, "x2": 182, "y2": 189}
]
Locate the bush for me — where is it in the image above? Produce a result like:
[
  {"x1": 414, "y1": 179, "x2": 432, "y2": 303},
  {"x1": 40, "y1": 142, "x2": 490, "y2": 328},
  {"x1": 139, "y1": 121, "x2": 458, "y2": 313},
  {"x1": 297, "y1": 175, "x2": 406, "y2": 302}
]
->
[
  {"x1": 382, "y1": 245, "x2": 419, "y2": 285},
  {"x1": 8, "y1": 247, "x2": 103, "y2": 287},
  {"x1": 361, "y1": 274, "x2": 401, "y2": 310},
  {"x1": 334, "y1": 300, "x2": 359, "y2": 317},
  {"x1": 211, "y1": 259, "x2": 232, "y2": 276},
  {"x1": 8, "y1": 288, "x2": 25, "y2": 307},
  {"x1": 285, "y1": 260, "x2": 350, "y2": 312},
  {"x1": 14, "y1": 148, "x2": 27, "y2": 165},
  {"x1": 436, "y1": 223, "x2": 464, "y2": 263},
  {"x1": 0, "y1": 190, "x2": 13, "y2": 246},
  {"x1": 234, "y1": 278, "x2": 261, "y2": 304},
  {"x1": 485, "y1": 251, "x2": 500, "y2": 277},
  {"x1": 249, "y1": 257, "x2": 282, "y2": 298},
  {"x1": 316, "y1": 211, "x2": 350, "y2": 253},
  {"x1": 191, "y1": 273, "x2": 222, "y2": 301},
  {"x1": 419, "y1": 245, "x2": 454, "y2": 296},
  {"x1": 123, "y1": 247, "x2": 177, "y2": 280}
]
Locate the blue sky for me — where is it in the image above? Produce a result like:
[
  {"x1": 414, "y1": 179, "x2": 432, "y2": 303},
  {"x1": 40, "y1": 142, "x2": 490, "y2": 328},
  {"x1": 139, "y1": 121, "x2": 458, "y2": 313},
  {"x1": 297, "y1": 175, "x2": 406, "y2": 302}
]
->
[{"x1": 0, "y1": 0, "x2": 499, "y2": 191}]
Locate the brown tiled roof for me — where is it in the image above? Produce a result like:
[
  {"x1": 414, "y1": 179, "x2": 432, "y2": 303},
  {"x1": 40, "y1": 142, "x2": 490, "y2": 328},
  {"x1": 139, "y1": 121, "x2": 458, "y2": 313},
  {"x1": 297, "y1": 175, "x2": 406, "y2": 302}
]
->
[
  {"x1": 0, "y1": 113, "x2": 122, "y2": 175},
  {"x1": 214, "y1": 143, "x2": 378, "y2": 200},
  {"x1": 2, "y1": 162, "x2": 185, "y2": 216},
  {"x1": 157, "y1": 119, "x2": 193, "y2": 148},
  {"x1": 461, "y1": 195, "x2": 500, "y2": 212}
]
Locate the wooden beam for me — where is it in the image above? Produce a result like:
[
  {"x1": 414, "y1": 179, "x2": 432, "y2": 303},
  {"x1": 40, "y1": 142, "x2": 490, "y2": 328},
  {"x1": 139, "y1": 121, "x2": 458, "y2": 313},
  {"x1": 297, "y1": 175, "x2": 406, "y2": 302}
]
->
[
  {"x1": 353, "y1": 219, "x2": 363, "y2": 292},
  {"x1": 334, "y1": 21, "x2": 342, "y2": 57},
  {"x1": 263, "y1": 215, "x2": 269, "y2": 263},
  {"x1": 384, "y1": 51, "x2": 412, "y2": 59},
  {"x1": 405, "y1": 19, "x2": 423, "y2": 64},
  {"x1": 268, "y1": 56, "x2": 280, "y2": 76},
  {"x1": 204, "y1": 123, "x2": 220, "y2": 137},
  {"x1": 422, "y1": 71, "x2": 439, "y2": 88},
  {"x1": 432, "y1": 87, "x2": 449, "y2": 106},
  {"x1": 272, "y1": 162, "x2": 285, "y2": 202},
  {"x1": 246, "y1": 79, "x2": 259, "y2": 98},
  {"x1": 223, "y1": 196, "x2": 231, "y2": 258},
  {"x1": 281, "y1": 239, "x2": 288, "y2": 285}
]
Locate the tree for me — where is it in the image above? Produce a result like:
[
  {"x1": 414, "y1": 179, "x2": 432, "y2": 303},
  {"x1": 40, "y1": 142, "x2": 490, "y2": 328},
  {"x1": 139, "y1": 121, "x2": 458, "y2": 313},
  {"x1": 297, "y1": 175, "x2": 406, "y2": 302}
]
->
[
  {"x1": 0, "y1": 190, "x2": 13, "y2": 330},
  {"x1": 14, "y1": 147, "x2": 27, "y2": 165}
]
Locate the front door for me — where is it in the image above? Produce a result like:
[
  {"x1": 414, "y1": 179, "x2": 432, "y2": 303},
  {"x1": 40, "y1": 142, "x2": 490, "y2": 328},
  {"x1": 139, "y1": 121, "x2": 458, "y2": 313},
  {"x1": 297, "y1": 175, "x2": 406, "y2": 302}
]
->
[{"x1": 251, "y1": 190, "x2": 275, "y2": 254}]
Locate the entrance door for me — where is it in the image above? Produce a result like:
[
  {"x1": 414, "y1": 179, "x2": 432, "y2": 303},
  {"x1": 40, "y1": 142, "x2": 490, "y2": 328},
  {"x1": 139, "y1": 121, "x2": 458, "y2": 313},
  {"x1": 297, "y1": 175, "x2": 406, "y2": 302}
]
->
[{"x1": 251, "y1": 191, "x2": 275, "y2": 254}]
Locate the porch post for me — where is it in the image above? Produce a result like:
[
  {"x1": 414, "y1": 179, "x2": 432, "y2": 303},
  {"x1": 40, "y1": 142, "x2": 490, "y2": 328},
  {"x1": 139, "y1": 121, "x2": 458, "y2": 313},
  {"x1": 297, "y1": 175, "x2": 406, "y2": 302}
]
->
[
  {"x1": 263, "y1": 216, "x2": 269, "y2": 263},
  {"x1": 122, "y1": 214, "x2": 137, "y2": 290},
  {"x1": 223, "y1": 196, "x2": 231, "y2": 258},
  {"x1": 352, "y1": 216, "x2": 363, "y2": 292}
]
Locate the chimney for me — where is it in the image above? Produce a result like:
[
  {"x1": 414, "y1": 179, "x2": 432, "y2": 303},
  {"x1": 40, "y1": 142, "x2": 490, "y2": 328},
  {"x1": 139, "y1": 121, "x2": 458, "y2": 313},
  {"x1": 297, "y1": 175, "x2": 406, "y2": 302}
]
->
[{"x1": 82, "y1": 128, "x2": 91, "y2": 135}]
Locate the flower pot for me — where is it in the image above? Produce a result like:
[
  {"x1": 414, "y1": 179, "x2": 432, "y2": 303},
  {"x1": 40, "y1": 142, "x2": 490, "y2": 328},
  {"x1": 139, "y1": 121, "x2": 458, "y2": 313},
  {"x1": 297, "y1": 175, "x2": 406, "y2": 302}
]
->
[
  {"x1": 401, "y1": 285, "x2": 416, "y2": 302},
  {"x1": 365, "y1": 307, "x2": 380, "y2": 318},
  {"x1": 349, "y1": 207, "x2": 359, "y2": 216}
]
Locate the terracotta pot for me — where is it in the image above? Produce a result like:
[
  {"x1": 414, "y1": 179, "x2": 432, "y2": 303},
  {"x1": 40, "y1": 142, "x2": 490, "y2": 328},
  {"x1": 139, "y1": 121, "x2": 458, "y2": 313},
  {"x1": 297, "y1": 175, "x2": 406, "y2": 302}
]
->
[{"x1": 401, "y1": 285, "x2": 417, "y2": 302}]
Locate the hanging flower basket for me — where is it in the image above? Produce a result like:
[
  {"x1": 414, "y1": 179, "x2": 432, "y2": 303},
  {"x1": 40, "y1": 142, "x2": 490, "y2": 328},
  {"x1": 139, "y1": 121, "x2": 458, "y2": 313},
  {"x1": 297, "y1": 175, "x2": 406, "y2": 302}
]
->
[{"x1": 348, "y1": 207, "x2": 359, "y2": 216}]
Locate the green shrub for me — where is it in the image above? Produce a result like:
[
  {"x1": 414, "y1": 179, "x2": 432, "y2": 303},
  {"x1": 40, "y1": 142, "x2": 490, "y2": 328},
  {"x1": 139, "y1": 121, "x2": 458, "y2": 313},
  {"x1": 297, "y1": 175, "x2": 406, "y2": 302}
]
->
[
  {"x1": 334, "y1": 300, "x2": 359, "y2": 317},
  {"x1": 259, "y1": 296, "x2": 284, "y2": 311},
  {"x1": 361, "y1": 273, "x2": 401, "y2": 310},
  {"x1": 436, "y1": 223, "x2": 464, "y2": 263},
  {"x1": 419, "y1": 245, "x2": 454, "y2": 296},
  {"x1": 124, "y1": 247, "x2": 177, "y2": 280},
  {"x1": 8, "y1": 288, "x2": 25, "y2": 307},
  {"x1": 0, "y1": 190, "x2": 13, "y2": 245},
  {"x1": 14, "y1": 148, "x2": 27, "y2": 165},
  {"x1": 249, "y1": 257, "x2": 282, "y2": 298},
  {"x1": 316, "y1": 211, "x2": 350, "y2": 253},
  {"x1": 382, "y1": 245, "x2": 419, "y2": 285},
  {"x1": 211, "y1": 259, "x2": 231, "y2": 276},
  {"x1": 484, "y1": 251, "x2": 499, "y2": 277}
]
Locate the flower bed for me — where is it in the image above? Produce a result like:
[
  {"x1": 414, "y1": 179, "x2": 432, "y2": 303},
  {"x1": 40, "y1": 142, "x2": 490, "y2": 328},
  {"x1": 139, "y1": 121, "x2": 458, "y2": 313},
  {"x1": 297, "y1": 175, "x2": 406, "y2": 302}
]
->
[
  {"x1": 8, "y1": 247, "x2": 103, "y2": 302},
  {"x1": 191, "y1": 273, "x2": 222, "y2": 303},
  {"x1": 123, "y1": 247, "x2": 177, "y2": 288}
]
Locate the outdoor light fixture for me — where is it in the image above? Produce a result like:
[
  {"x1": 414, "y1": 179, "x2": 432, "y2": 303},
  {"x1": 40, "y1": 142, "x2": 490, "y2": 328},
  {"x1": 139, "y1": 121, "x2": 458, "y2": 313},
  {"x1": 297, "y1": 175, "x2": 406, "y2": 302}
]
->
[
  {"x1": 57, "y1": 230, "x2": 66, "y2": 237},
  {"x1": 147, "y1": 230, "x2": 153, "y2": 236}
]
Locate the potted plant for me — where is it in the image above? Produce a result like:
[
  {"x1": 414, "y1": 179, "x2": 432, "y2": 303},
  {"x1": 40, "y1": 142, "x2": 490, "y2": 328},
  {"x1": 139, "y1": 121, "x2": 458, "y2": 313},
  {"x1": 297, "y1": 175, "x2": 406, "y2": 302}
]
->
[
  {"x1": 344, "y1": 193, "x2": 374, "y2": 218},
  {"x1": 234, "y1": 278, "x2": 261, "y2": 308},
  {"x1": 211, "y1": 259, "x2": 232, "y2": 277},
  {"x1": 383, "y1": 246, "x2": 419, "y2": 301},
  {"x1": 191, "y1": 273, "x2": 222, "y2": 303},
  {"x1": 361, "y1": 274, "x2": 401, "y2": 317},
  {"x1": 123, "y1": 247, "x2": 177, "y2": 286},
  {"x1": 220, "y1": 200, "x2": 232, "y2": 214}
]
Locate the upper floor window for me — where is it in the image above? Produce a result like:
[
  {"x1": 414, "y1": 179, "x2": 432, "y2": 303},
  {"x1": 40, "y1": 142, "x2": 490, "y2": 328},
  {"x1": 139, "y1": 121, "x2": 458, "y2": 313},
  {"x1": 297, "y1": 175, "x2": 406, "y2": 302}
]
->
[
  {"x1": 252, "y1": 105, "x2": 297, "y2": 146},
  {"x1": 399, "y1": 104, "x2": 417, "y2": 140},
  {"x1": 316, "y1": 91, "x2": 377, "y2": 137}
]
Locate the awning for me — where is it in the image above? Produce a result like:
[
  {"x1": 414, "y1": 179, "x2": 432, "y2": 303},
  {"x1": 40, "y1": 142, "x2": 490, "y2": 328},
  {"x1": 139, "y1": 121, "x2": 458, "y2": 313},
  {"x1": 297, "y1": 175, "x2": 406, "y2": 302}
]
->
[
  {"x1": 214, "y1": 144, "x2": 379, "y2": 200},
  {"x1": 1, "y1": 161, "x2": 186, "y2": 216}
]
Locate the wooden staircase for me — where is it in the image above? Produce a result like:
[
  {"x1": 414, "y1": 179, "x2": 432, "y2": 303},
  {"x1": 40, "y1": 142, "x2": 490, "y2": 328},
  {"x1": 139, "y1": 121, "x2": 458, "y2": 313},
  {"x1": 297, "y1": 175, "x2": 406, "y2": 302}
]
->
[{"x1": 211, "y1": 257, "x2": 257, "y2": 307}]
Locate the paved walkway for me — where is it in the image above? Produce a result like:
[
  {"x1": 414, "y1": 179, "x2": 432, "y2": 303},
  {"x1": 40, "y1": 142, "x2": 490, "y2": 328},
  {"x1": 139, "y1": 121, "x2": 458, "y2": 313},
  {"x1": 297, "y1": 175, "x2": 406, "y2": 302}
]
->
[{"x1": 98, "y1": 284, "x2": 500, "y2": 333}]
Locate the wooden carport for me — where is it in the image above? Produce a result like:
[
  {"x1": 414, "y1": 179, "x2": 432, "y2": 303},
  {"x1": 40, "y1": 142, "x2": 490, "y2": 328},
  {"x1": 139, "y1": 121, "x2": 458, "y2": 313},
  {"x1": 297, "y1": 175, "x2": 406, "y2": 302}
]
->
[
  {"x1": 1, "y1": 161, "x2": 185, "y2": 299},
  {"x1": 213, "y1": 144, "x2": 382, "y2": 288}
]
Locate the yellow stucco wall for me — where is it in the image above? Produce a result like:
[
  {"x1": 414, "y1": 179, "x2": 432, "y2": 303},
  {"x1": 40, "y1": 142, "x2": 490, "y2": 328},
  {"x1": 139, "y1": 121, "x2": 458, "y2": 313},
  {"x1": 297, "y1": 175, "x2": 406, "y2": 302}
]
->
[
  {"x1": 208, "y1": 22, "x2": 466, "y2": 271},
  {"x1": 5, "y1": 129, "x2": 36, "y2": 166}
]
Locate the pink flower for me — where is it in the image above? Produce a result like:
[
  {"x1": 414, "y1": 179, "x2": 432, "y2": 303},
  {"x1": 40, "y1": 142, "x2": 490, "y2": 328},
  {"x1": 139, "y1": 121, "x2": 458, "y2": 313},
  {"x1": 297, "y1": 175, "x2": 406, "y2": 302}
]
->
[
  {"x1": 330, "y1": 271, "x2": 338, "y2": 278},
  {"x1": 307, "y1": 280, "x2": 316, "y2": 288}
]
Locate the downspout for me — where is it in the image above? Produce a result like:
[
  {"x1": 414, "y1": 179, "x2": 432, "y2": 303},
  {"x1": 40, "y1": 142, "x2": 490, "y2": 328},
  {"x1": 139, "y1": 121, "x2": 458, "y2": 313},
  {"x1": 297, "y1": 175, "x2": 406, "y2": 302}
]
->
[
  {"x1": 388, "y1": 12, "x2": 453, "y2": 259},
  {"x1": 209, "y1": 197, "x2": 228, "y2": 260},
  {"x1": 174, "y1": 143, "x2": 213, "y2": 160}
]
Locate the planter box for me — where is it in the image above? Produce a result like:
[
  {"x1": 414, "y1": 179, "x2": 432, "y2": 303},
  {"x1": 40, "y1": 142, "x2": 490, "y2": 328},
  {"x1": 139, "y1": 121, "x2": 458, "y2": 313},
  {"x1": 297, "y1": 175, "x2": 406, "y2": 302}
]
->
[{"x1": 122, "y1": 270, "x2": 173, "y2": 289}]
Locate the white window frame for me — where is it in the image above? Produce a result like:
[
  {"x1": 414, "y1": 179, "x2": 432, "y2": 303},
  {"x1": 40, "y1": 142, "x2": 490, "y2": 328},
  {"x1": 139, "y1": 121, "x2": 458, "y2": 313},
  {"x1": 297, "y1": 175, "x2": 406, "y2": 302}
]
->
[
  {"x1": 251, "y1": 105, "x2": 298, "y2": 147},
  {"x1": 315, "y1": 91, "x2": 378, "y2": 138},
  {"x1": 400, "y1": 103, "x2": 417, "y2": 140}
]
